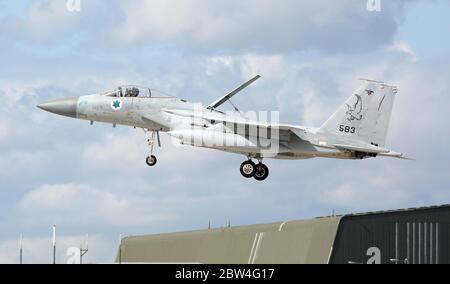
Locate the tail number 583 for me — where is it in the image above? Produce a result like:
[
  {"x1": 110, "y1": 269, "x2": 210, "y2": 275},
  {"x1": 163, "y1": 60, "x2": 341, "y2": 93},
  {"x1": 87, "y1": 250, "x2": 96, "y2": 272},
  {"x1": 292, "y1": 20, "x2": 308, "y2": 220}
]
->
[{"x1": 339, "y1": 125, "x2": 356, "y2": 134}]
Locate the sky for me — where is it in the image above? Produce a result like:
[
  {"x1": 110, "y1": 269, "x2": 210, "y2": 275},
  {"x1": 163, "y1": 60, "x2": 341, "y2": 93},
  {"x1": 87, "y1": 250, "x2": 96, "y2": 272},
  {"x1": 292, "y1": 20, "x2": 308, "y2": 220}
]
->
[{"x1": 0, "y1": 0, "x2": 450, "y2": 264}]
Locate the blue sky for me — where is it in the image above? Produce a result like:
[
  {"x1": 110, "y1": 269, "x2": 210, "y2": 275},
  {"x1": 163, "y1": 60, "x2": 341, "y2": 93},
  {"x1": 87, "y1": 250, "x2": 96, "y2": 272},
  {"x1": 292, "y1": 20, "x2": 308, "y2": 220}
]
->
[
  {"x1": 397, "y1": 0, "x2": 450, "y2": 58},
  {"x1": 0, "y1": 0, "x2": 450, "y2": 263}
]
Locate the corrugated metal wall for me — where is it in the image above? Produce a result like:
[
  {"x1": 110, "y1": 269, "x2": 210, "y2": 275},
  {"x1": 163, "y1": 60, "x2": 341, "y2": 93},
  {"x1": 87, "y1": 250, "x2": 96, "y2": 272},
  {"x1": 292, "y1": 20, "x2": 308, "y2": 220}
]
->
[{"x1": 330, "y1": 206, "x2": 450, "y2": 264}]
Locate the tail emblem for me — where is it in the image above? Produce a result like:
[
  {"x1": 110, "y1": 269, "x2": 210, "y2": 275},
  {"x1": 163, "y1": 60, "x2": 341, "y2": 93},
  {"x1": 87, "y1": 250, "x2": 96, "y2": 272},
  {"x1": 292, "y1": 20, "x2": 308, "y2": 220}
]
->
[
  {"x1": 366, "y1": 89, "x2": 374, "y2": 96},
  {"x1": 346, "y1": 94, "x2": 363, "y2": 122}
]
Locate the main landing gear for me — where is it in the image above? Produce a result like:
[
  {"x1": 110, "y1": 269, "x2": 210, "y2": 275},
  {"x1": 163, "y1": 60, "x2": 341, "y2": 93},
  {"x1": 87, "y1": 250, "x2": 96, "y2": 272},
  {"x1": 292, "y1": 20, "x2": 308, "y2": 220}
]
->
[
  {"x1": 240, "y1": 159, "x2": 269, "y2": 181},
  {"x1": 144, "y1": 129, "x2": 161, "y2": 167}
]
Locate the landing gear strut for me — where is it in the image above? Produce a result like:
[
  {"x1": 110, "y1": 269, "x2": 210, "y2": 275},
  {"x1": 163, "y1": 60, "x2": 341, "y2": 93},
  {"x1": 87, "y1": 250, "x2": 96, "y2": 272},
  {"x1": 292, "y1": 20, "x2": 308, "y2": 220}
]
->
[
  {"x1": 144, "y1": 129, "x2": 161, "y2": 167},
  {"x1": 240, "y1": 158, "x2": 269, "y2": 181}
]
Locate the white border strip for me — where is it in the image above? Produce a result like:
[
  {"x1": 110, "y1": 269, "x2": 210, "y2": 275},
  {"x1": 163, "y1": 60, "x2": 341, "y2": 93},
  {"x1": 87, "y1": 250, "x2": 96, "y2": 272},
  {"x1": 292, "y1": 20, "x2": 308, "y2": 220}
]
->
[
  {"x1": 248, "y1": 233, "x2": 259, "y2": 264},
  {"x1": 251, "y1": 233, "x2": 264, "y2": 264},
  {"x1": 278, "y1": 221, "x2": 287, "y2": 232}
]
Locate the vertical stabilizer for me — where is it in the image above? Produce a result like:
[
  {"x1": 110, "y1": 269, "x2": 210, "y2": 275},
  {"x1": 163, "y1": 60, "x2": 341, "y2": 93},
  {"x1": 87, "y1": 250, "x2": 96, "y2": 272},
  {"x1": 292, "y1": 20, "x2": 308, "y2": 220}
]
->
[{"x1": 319, "y1": 80, "x2": 397, "y2": 147}]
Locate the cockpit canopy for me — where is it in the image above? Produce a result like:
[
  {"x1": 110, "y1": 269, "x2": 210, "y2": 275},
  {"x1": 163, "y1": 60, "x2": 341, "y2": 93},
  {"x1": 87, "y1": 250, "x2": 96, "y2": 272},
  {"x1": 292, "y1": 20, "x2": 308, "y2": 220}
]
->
[{"x1": 102, "y1": 85, "x2": 152, "y2": 98}]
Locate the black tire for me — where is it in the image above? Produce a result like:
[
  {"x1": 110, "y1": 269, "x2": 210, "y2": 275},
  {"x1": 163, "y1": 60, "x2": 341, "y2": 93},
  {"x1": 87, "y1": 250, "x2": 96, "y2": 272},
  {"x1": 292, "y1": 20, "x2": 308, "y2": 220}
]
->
[
  {"x1": 146, "y1": 155, "x2": 157, "y2": 166},
  {"x1": 240, "y1": 160, "x2": 256, "y2": 178},
  {"x1": 254, "y1": 163, "x2": 269, "y2": 181}
]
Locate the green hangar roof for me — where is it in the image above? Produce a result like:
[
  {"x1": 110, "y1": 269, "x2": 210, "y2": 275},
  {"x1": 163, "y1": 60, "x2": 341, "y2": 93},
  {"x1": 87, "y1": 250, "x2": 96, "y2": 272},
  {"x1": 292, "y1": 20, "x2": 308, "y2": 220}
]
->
[
  {"x1": 116, "y1": 204, "x2": 450, "y2": 264},
  {"x1": 117, "y1": 217, "x2": 341, "y2": 264}
]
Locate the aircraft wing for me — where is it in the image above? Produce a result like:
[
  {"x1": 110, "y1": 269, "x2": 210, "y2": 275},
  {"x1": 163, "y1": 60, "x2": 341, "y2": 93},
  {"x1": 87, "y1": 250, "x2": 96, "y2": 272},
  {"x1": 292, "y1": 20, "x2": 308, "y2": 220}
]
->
[{"x1": 162, "y1": 108, "x2": 309, "y2": 141}]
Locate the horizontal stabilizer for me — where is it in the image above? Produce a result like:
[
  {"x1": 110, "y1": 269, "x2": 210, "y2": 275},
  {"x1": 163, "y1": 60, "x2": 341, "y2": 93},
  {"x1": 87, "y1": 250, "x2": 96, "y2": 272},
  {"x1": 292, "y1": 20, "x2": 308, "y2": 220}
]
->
[
  {"x1": 378, "y1": 151, "x2": 414, "y2": 160},
  {"x1": 333, "y1": 143, "x2": 390, "y2": 154},
  {"x1": 334, "y1": 143, "x2": 411, "y2": 160}
]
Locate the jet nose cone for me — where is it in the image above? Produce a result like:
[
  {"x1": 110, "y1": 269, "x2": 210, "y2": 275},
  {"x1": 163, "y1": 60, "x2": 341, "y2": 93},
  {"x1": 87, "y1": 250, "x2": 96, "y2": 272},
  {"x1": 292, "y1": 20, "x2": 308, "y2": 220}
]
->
[{"x1": 38, "y1": 97, "x2": 79, "y2": 118}]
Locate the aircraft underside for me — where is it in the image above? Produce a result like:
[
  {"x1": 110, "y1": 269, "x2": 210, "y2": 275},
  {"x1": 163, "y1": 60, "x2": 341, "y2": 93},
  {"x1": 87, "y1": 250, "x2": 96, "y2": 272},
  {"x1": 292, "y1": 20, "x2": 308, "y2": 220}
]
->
[{"x1": 144, "y1": 141, "x2": 371, "y2": 181}]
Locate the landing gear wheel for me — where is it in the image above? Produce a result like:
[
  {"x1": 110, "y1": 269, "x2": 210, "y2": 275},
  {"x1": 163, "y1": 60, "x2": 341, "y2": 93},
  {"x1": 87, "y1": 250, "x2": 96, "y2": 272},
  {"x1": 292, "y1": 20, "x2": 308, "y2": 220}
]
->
[
  {"x1": 146, "y1": 155, "x2": 157, "y2": 167},
  {"x1": 254, "y1": 163, "x2": 269, "y2": 181},
  {"x1": 240, "y1": 160, "x2": 256, "y2": 178},
  {"x1": 143, "y1": 129, "x2": 161, "y2": 167}
]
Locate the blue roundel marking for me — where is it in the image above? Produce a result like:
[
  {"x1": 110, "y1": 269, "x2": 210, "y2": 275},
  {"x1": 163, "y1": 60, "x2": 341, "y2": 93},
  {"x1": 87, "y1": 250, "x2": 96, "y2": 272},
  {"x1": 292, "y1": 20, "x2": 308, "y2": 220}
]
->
[{"x1": 111, "y1": 99, "x2": 122, "y2": 110}]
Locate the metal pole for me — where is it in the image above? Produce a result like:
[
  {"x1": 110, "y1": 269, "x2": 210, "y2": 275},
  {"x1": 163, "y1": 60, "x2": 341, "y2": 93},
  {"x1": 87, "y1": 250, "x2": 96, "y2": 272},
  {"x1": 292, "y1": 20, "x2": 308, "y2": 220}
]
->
[
  {"x1": 412, "y1": 223, "x2": 415, "y2": 264},
  {"x1": 80, "y1": 234, "x2": 88, "y2": 265},
  {"x1": 430, "y1": 223, "x2": 433, "y2": 264},
  {"x1": 19, "y1": 233, "x2": 23, "y2": 265},
  {"x1": 52, "y1": 225, "x2": 56, "y2": 264},
  {"x1": 406, "y1": 223, "x2": 410, "y2": 264},
  {"x1": 119, "y1": 234, "x2": 122, "y2": 264},
  {"x1": 436, "y1": 223, "x2": 439, "y2": 264},
  {"x1": 418, "y1": 223, "x2": 421, "y2": 264},
  {"x1": 395, "y1": 222, "x2": 398, "y2": 264},
  {"x1": 119, "y1": 246, "x2": 122, "y2": 264},
  {"x1": 424, "y1": 223, "x2": 427, "y2": 264}
]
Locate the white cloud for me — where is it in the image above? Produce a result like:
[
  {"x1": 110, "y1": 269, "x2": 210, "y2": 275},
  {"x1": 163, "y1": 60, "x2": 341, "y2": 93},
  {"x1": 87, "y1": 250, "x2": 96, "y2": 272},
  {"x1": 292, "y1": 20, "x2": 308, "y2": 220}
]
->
[
  {"x1": 26, "y1": 1, "x2": 73, "y2": 38},
  {"x1": 1, "y1": 0, "x2": 81, "y2": 43},
  {"x1": 319, "y1": 166, "x2": 413, "y2": 210},
  {"x1": 0, "y1": 82, "x2": 42, "y2": 109},
  {"x1": 0, "y1": 234, "x2": 111, "y2": 264},
  {"x1": 116, "y1": 0, "x2": 409, "y2": 53},
  {"x1": 0, "y1": 151, "x2": 49, "y2": 180},
  {"x1": 298, "y1": 88, "x2": 331, "y2": 126},
  {"x1": 240, "y1": 54, "x2": 286, "y2": 81},
  {"x1": 206, "y1": 56, "x2": 236, "y2": 76},
  {"x1": 388, "y1": 41, "x2": 418, "y2": 62},
  {"x1": 81, "y1": 131, "x2": 147, "y2": 174},
  {"x1": 18, "y1": 183, "x2": 175, "y2": 227},
  {"x1": 0, "y1": 119, "x2": 9, "y2": 144},
  {"x1": 80, "y1": 129, "x2": 219, "y2": 176}
]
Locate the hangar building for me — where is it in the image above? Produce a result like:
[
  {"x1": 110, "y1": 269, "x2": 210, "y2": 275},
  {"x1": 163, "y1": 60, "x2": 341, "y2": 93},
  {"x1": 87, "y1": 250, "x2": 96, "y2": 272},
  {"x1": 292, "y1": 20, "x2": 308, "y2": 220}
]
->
[{"x1": 116, "y1": 205, "x2": 449, "y2": 264}]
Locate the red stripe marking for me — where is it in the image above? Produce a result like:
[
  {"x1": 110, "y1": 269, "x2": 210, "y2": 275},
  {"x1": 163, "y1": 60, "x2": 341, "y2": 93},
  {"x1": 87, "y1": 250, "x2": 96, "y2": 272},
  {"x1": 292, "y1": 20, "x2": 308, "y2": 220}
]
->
[{"x1": 378, "y1": 95, "x2": 386, "y2": 111}]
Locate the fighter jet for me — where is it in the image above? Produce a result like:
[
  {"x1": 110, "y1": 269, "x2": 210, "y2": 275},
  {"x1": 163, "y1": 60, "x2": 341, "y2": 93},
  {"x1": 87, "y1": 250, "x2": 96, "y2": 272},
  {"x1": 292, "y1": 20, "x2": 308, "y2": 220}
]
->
[{"x1": 38, "y1": 77, "x2": 407, "y2": 181}]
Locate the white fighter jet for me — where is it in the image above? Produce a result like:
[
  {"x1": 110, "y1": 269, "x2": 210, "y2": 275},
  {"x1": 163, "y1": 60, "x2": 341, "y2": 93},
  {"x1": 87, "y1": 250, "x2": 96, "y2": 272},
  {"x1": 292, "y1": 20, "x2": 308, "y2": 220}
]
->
[{"x1": 38, "y1": 76, "x2": 407, "y2": 181}]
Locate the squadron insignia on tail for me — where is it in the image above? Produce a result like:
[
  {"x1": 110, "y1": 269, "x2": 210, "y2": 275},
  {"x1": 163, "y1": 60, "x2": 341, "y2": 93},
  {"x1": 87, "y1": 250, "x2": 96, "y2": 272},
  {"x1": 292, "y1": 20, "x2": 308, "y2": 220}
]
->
[{"x1": 345, "y1": 94, "x2": 363, "y2": 122}]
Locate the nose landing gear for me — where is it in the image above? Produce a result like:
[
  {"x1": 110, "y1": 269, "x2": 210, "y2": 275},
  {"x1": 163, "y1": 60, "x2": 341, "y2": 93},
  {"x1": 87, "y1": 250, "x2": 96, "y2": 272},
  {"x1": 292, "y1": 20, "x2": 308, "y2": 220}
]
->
[
  {"x1": 144, "y1": 129, "x2": 161, "y2": 167},
  {"x1": 146, "y1": 155, "x2": 157, "y2": 167},
  {"x1": 240, "y1": 158, "x2": 269, "y2": 181}
]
